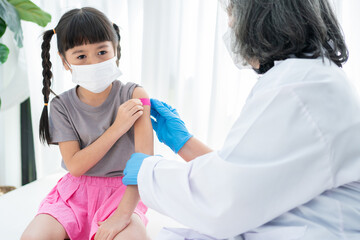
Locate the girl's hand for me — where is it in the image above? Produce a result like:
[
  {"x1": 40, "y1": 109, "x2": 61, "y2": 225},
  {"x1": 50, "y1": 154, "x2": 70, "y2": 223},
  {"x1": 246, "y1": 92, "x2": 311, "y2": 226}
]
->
[
  {"x1": 94, "y1": 214, "x2": 131, "y2": 240},
  {"x1": 112, "y1": 99, "x2": 143, "y2": 136}
]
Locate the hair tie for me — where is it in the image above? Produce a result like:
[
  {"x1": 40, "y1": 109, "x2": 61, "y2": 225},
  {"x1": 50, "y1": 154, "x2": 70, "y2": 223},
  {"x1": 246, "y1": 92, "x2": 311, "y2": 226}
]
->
[
  {"x1": 44, "y1": 103, "x2": 48, "y2": 106},
  {"x1": 53, "y1": 28, "x2": 56, "y2": 34}
]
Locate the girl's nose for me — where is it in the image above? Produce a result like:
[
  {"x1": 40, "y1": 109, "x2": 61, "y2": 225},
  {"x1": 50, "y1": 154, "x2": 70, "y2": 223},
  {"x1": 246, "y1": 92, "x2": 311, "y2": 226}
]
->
[
  {"x1": 87, "y1": 58, "x2": 102, "y2": 65},
  {"x1": 86, "y1": 55, "x2": 104, "y2": 65}
]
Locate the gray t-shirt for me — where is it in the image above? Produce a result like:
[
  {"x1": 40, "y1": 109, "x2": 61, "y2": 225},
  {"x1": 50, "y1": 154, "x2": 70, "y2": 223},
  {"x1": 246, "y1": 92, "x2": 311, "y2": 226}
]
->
[{"x1": 49, "y1": 80, "x2": 138, "y2": 177}]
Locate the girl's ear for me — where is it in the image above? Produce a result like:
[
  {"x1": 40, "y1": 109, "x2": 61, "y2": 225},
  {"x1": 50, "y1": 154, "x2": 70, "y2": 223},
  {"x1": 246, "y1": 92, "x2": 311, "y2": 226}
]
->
[{"x1": 58, "y1": 52, "x2": 71, "y2": 71}]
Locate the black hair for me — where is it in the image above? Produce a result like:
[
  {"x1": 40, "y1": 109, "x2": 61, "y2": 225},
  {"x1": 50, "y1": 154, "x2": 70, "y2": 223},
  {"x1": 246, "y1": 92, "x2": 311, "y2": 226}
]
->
[
  {"x1": 227, "y1": 0, "x2": 349, "y2": 73},
  {"x1": 39, "y1": 7, "x2": 121, "y2": 144}
]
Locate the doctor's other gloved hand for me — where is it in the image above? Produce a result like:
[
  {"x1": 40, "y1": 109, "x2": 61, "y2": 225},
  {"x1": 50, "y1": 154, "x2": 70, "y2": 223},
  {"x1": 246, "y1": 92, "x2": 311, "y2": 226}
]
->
[
  {"x1": 150, "y1": 98, "x2": 193, "y2": 153},
  {"x1": 123, "y1": 153, "x2": 150, "y2": 186}
]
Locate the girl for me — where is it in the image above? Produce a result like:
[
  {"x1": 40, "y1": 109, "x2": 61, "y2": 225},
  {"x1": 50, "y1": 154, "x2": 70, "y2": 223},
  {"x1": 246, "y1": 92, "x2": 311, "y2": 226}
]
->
[{"x1": 21, "y1": 7, "x2": 153, "y2": 240}]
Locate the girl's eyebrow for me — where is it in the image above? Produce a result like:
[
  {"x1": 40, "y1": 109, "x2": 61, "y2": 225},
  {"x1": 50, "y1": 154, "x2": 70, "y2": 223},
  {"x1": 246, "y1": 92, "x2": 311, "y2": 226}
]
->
[
  {"x1": 97, "y1": 44, "x2": 110, "y2": 49},
  {"x1": 71, "y1": 44, "x2": 110, "y2": 55},
  {"x1": 72, "y1": 49, "x2": 86, "y2": 55}
]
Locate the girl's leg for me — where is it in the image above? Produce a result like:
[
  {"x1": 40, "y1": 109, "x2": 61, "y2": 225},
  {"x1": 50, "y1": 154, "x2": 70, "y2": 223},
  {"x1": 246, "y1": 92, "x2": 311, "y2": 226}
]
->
[
  {"x1": 114, "y1": 214, "x2": 151, "y2": 240},
  {"x1": 21, "y1": 214, "x2": 69, "y2": 240}
]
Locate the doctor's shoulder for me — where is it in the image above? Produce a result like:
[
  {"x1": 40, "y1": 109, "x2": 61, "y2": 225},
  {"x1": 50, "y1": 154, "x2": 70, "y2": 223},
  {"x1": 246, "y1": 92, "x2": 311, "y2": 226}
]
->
[
  {"x1": 300, "y1": 57, "x2": 356, "y2": 96},
  {"x1": 251, "y1": 57, "x2": 358, "y2": 117},
  {"x1": 252, "y1": 58, "x2": 331, "y2": 93},
  {"x1": 269, "y1": 58, "x2": 349, "y2": 88},
  {"x1": 280, "y1": 58, "x2": 356, "y2": 100}
]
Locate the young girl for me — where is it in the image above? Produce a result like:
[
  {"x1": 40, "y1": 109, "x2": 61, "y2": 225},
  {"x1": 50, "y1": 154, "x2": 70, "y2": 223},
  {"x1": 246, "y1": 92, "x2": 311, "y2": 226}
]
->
[{"x1": 21, "y1": 7, "x2": 153, "y2": 240}]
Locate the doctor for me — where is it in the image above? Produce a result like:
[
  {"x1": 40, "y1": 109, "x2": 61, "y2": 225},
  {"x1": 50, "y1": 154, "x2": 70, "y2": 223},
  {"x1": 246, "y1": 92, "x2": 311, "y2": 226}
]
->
[{"x1": 123, "y1": 0, "x2": 360, "y2": 239}]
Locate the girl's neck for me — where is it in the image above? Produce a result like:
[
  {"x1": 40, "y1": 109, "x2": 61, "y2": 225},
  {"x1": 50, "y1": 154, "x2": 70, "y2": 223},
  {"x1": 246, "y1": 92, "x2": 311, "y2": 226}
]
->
[{"x1": 76, "y1": 83, "x2": 113, "y2": 107}]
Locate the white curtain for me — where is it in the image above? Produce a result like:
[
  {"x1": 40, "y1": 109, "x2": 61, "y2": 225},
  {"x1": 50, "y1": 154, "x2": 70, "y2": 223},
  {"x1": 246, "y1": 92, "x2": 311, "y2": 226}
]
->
[
  {"x1": 340, "y1": 0, "x2": 360, "y2": 92},
  {"x1": 0, "y1": 0, "x2": 359, "y2": 185},
  {"x1": 140, "y1": 0, "x2": 258, "y2": 148}
]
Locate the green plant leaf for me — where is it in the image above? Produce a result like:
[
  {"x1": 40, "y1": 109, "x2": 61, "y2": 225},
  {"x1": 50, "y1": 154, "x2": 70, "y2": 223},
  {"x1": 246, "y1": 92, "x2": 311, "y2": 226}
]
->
[
  {"x1": 0, "y1": 43, "x2": 9, "y2": 63},
  {"x1": 0, "y1": 17, "x2": 6, "y2": 38},
  {"x1": 7, "y1": 0, "x2": 51, "y2": 27},
  {"x1": 0, "y1": 0, "x2": 22, "y2": 47}
]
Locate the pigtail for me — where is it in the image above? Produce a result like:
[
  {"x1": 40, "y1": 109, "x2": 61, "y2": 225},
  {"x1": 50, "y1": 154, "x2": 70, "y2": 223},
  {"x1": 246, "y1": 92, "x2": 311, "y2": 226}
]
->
[
  {"x1": 112, "y1": 23, "x2": 121, "y2": 66},
  {"x1": 39, "y1": 29, "x2": 55, "y2": 145}
]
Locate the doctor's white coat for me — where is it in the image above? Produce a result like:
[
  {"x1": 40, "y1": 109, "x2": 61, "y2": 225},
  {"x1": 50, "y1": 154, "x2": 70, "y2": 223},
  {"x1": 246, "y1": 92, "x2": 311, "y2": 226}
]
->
[{"x1": 138, "y1": 58, "x2": 360, "y2": 239}]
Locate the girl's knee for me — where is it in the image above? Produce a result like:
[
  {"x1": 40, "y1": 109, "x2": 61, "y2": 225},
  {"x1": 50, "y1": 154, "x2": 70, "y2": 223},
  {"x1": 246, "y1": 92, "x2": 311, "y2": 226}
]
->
[
  {"x1": 21, "y1": 231, "x2": 67, "y2": 240},
  {"x1": 21, "y1": 231, "x2": 40, "y2": 240},
  {"x1": 115, "y1": 232, "x2": 150, "y2": 240},
  {"x1": 114, "y1": 216, "x2": 150, "y2": 240}
]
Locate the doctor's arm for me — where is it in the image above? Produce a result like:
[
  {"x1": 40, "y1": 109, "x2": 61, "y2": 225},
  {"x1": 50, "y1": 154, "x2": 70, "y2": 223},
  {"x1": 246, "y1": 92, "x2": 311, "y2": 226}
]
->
[
  {"x1": 136, "y1": 90, "x2": 334, "y2": 239},
  {"x1": 150, "y1": 98, "x2": 212, "y2": 161},
  {"x1": 178, "y1": 137, "x2": 212, "y2": 162}
]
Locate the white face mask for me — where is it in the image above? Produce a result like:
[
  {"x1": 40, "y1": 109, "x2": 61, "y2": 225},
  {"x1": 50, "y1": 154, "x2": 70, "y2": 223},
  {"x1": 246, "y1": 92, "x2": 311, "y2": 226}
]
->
[
  {"x1": 222, "y1": 29, "x2": 251, "y2": 70},
  {"x1": 65, "y1": 57, "x2": 122, "y2": 93}
]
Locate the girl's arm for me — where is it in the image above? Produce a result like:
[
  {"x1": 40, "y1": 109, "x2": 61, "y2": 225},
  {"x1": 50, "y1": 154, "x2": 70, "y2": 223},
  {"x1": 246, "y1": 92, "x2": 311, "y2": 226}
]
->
[
  {"x1": 95, "y1": 87, "x2": 153, "y2": 239},
  {"x1": 112, "y1": 87, "x2": 153, "y2": 217},
  {"x1": 132, "y1": 87, "x2": 154, "y2": 155},
  {"x1": 59, "y1": 99, "x2": 144, "y2": 177}
]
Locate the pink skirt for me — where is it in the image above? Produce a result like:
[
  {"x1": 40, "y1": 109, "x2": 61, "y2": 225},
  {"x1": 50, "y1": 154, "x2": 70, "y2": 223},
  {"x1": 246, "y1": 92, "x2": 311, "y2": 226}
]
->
[{"x1": 37, "y1": 173, "x2": 148, "y2": 240}]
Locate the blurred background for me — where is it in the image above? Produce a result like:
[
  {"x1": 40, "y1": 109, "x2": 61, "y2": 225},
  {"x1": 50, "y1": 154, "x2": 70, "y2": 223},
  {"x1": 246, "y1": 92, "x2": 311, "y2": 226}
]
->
[{"x1": 0, "y1": 0, "x2": 359, "y2": 190}]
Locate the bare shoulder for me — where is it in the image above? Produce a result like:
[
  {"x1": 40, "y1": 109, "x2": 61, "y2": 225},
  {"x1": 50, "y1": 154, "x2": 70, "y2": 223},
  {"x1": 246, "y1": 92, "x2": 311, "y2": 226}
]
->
[{"x1": 132, "y1": 86, "x2": 149, "y2": 99}]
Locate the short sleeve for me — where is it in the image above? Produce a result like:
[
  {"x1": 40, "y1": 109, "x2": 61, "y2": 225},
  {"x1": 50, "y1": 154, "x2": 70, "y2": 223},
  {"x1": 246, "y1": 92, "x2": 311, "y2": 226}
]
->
[
  {"x1": 49, "y1": 97, "x2": 79, "y2": 144},
  {"x1": 121, "y1": 82, "x2": 139, "y2": 102}
]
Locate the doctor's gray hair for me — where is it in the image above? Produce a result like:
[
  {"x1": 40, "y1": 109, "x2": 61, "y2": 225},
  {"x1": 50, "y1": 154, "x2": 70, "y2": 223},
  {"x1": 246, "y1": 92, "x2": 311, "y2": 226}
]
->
[{"x1": 226, "y1": 0, "x2": 348, "y2": 73}]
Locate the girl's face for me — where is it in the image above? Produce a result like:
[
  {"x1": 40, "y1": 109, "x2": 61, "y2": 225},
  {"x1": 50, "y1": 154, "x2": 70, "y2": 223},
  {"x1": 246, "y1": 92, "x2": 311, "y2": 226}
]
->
[{"x1": 60, "y1": 41, "x2": 115, "y2": 71}]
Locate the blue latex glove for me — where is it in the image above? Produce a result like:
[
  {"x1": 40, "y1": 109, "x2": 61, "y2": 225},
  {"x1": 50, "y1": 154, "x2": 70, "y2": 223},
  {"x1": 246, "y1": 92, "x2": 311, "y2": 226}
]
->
[
  {"x1": 150, "y1": 98, "x2": 193, "y2": 153},
  {"x1": 123, "y1": 153, "x2": 150, "y2": 185}
]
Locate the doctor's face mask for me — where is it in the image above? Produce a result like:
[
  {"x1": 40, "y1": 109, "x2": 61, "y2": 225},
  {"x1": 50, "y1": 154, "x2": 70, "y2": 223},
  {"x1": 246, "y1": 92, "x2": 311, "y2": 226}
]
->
[{"x1": 222, "y1": 28, "x2": 251, "y2": 70}]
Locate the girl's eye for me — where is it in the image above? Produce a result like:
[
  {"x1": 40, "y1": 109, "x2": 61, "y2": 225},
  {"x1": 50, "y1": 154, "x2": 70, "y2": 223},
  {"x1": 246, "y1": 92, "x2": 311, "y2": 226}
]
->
[
  {"x1": 77, "y1": 55, "x2": 86, "y2": 60},
  {"x1": 98, "y1": 51, "x2": 107, "y2": 55}
]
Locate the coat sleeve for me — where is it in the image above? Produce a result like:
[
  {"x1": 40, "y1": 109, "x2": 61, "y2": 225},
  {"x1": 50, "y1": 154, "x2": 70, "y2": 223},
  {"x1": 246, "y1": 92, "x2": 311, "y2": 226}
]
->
[{"x1": 138, "y1": 88, "x2": 334, "y2": 239}]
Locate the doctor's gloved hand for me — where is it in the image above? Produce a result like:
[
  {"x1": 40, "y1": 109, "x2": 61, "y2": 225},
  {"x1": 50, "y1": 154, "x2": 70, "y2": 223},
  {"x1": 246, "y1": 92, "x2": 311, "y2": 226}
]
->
[
  {"x1": 122, "y1": 153, "x2": 150, "y2": 186},
  {"x1": 150, "y1": 99, "x2": 193, "y2": 153}
]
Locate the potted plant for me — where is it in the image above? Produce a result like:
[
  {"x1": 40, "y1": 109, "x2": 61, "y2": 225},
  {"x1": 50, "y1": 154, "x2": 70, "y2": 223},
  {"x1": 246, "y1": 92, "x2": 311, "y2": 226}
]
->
[
  {"x1": 0, "y1": 0, "x2": 51, "y2": 108},
  {"x1": 0, "y1": 0, "x2": 51, "y2": 190}
]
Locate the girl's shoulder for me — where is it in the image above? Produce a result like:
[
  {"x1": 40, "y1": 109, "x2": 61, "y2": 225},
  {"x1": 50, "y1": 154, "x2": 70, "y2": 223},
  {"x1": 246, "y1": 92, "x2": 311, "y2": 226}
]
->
[
  {"x1": 49, "y1": 87, "x2": 75, "y2": 109},
  {"x1": 115, "y1": 80, "x2": 139, "y2": 89},
  {"x1": 116, "y1": 80, "x2": 141, "y2": 101},
  {"x1": 117, "y1": 80, "x2": 148, "y2": 100}
]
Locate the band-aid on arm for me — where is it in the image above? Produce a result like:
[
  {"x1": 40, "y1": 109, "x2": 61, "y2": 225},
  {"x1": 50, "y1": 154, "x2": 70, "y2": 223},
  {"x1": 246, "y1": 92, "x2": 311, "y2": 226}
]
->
[{"x1": 139, "y1": 98, "x2": 151, "y2": 106}]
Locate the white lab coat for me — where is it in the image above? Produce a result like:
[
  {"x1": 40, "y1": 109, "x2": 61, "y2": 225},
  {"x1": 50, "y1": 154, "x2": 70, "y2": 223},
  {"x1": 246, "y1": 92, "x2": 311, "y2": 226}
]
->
[{"x1": 138, "y1": 58, "x2": 360, "y2": 240}]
